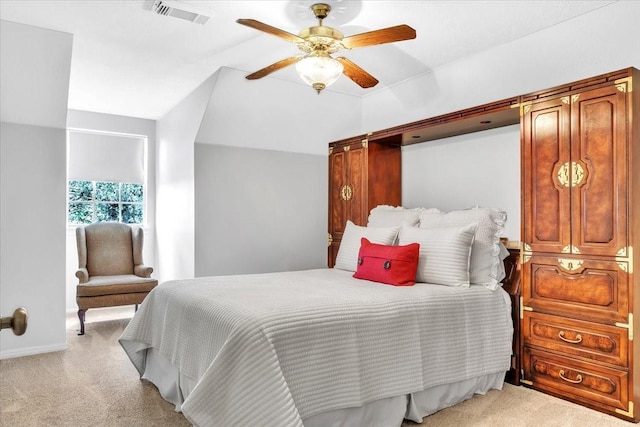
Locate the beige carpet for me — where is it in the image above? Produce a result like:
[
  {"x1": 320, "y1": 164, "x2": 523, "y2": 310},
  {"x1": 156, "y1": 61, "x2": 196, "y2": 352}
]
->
[{"x1": 0, "y1": 308, "x2": 636, "y2": 427}]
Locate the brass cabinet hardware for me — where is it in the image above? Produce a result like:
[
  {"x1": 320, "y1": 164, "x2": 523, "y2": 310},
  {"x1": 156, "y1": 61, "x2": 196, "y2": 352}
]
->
[
  {"x1": 521, "y1": 242, "x2": 532, "y2": 264},
  {"x1": 557, "y1": 162, "x2": 585, "y2": 188},
  {"x1": 561, "y1": 245, "x2": 580, "y2": 254},
  {"x1": 558, "y1": 258, "x2": 583, "y2": 271},
  {"x1": 327, "y1": 233, "x2": 333, "y2": 247},
  {"x1": 520, "y1": 296, "x2": 533, "y2": 319},
  {"x1": 340, "y1": 184, "x2": 353, "y2": 201},
  {"x1": 514, "y1": 101, "x2": 533, "y2": 116},
  {"x1": 559, "y1": 369, "x2": 583, "y2": 384},
  {"x1": 558, "y1": 330, "x2": 582, "y2": 344},
  {"x1": 0, "y1": 307, "x2": 28, "y2": 336},
  {"x1": 558, "y1": 162, "x2": 570, "y2": 187},
  {"x1": 571, "y1": 162, "x2": 585, "y2": 186},
  {"x1": 614, "y1": 76, "x2": 632, "y2": 93},
  {"x1": 615, "y1": 402, "x2": 634, "y2": 418},
  {"x1": 615, "y1": 246, "x2": 633, "y2": 273},
  {"x1": 343, "y1": 145, "x2": 350, "y2": 152},
  {"x1": 559, "y1": 94, "x2": 582, "y2": 105},
  {"x1": 615, "y1": 313, "x2": 634, "y2": 341}
]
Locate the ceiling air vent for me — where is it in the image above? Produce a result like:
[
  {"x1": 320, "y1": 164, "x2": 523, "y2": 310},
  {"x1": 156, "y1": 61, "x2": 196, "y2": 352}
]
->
[{"x1": 150, "y1": 0, "x2": 210, "y2": 25}]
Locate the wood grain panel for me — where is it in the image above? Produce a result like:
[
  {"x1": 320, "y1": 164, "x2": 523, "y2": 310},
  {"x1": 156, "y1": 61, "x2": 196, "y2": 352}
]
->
[
  {"x1": 571, "y1": 85, "x2": 628, "y2": 256},
  {"x1": 523, "y1": 347, "x2": 629, "y2": 415},
  {"x1": 522, "y1": 98, "x2": 571, "y2": 253},
  {"x1": 523, "y1": 311, "x2": 628, "y2": 367},
  {"x1": 523, "y1": 255, "x2": 629, "y2": 323}
]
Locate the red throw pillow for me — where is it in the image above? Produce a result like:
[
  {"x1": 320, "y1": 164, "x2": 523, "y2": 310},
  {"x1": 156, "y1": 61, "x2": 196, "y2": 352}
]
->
[{"x1": 353, "y1": 238, "x2": 420, "y2": 286}]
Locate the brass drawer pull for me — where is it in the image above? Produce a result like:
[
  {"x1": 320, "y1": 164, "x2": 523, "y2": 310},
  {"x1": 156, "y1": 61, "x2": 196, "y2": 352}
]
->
[
  {"x1": 559, "y1": 369, "x2": 583, "y2": 384},
  {"x1": 558, "y1": 258, "x2": 583, "y2": 271},
  {"x1": 558, "y1": 330, "x2": 582, "y2": 344}
]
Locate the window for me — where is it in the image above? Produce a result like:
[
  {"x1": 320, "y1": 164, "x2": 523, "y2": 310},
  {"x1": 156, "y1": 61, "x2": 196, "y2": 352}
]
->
[
  {"x1": 67, "y1": 129, "x2": 147, "y2": 226},
  {"x1": 68, "y1": 180, "x2": 144, "y2": 224}
]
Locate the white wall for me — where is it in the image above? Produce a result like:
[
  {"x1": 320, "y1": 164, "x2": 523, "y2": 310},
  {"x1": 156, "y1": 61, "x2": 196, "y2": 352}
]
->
[
  {"x1": 402, "y1": 125, "x2": 521, "y2": 240},
  {"x1": 155, "y1": 72, "x2": 219, "y2": 283},
  {"x1": 194, "y1": 144, "x2": 327, "y2": 277},
  {"x1": 1, "y1": 124, "x2": 68, "y2": 358},
  {"x1": 191, "y1": 67, "x2": 360, "y2": 276},
  {"x1": 0, "y1": 20, "x2": 72, "y2": 128},
  {"x1": 0, "y1": 22, "x2": 72, "y2": 359},
  {"x1": 64, "y1": 110, "x2": 156, "y2": 312}
]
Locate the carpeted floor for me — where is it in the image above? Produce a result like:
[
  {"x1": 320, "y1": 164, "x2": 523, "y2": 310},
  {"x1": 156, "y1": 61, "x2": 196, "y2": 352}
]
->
[{"x1": 0, "y1": 308, "x2": 636, "y2": 427}]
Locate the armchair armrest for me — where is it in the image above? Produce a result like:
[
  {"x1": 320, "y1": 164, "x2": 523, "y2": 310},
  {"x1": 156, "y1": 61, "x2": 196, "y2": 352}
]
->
[
  {"x1": 134, "y1": 264, "x2": 154, "y2": 278},
  {"x1": 76, "y1": 268, "x2": 89, "y2": 283}
]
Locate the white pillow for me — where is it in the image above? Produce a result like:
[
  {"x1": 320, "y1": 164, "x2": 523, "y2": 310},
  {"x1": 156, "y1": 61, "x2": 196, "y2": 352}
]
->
[
  {"x1": 367, "y1": 205, "x2": 442, "y2": 227},
  {"x1": 419, "y1": 207, "x2": 507, "y2": 290},
  {"x1": 334, "y1": 221, "x2": 399, "y2": 272},
  {"x1": 398, "y1": 223, "x2": 477, "y2": 287}
]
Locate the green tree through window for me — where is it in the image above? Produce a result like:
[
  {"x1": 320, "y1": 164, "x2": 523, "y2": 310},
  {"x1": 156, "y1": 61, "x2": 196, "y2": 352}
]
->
[{"x1": 68, "y1": 180, "x2": 144, "y2": 225}]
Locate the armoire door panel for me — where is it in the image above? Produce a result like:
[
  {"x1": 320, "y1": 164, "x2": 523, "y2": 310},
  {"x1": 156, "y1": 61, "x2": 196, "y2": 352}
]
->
[
  {"x1": 329, "y1": 150, "x2": 347, "y2": 236},
  {"x1": 522, "y1": 99, "x2": 571, "y2": 253},
  {"x1": 347, "y1": 146, "x2": 367, "y2": 226},
  {"x1": 571, "y1": 86, "x2": 628, "y2": 256},
  {"x1": 522, "y1": 255, "x2": 629, "y2": 323}
]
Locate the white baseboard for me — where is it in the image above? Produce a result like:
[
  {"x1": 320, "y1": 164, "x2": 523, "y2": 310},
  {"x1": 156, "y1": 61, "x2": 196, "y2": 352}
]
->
[{"x1": 0, "y1": 342, "x2": 68, "y2": 360}]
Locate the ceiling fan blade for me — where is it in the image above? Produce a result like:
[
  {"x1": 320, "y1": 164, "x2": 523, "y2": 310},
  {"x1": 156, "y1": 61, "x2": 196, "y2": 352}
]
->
[
  {"x1": 336, "y1": 57, "x2": 379, "y2": 88},
  {"x1": 236, "y1": 19, "x2": 305, "y2": 44},
  {"x1": 246, "y1": 56, "x2": 303, "y2": 80},
  {"x1": 341, "y1": 24, "x2": 416, "y2": 49}
]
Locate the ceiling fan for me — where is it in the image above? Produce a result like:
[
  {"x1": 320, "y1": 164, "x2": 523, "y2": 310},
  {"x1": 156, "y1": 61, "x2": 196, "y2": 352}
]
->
[{"x1": 237, "y1": 3, "x2": 416, "y2": 94}]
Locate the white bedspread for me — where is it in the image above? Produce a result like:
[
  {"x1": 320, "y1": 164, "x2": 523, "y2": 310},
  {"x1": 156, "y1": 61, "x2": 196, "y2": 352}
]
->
[{"x1": 119, "y1": 268, "x2": 512, "y2": 427}]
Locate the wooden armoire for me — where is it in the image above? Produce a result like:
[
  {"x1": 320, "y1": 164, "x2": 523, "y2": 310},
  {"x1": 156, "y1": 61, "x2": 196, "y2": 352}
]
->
[
  {"x1": 520, "y1": 68, "x2": 639, "y2": 421},
  {"x1": 327, "y1": 133, "x2": 402, "y2": 266},
  {"x1": 326, "y1": 67, "x2": 639, "y2": 421}
]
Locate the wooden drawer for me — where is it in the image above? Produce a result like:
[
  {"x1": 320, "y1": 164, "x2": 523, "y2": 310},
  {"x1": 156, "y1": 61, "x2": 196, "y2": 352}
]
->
[
  {"x1": 523, "y1": 347, "x2": 630, "y2": 415},
  {"x1": 523, "y1": 312, "x2": 628, "y2": 367},
  {"x1": 522, "y1": 255, "x2": 629, "y2": 323}
]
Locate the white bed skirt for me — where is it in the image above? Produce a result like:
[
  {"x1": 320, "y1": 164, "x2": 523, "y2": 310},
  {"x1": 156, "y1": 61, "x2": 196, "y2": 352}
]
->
[{"x1": 142, "y1": 347, "x2": 505, "y2": 427}]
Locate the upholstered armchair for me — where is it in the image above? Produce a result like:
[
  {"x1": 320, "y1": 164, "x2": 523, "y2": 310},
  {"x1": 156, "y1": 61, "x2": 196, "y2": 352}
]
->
[{"x1": 75, "y1": 222, "x2": 157, "y2": 335}]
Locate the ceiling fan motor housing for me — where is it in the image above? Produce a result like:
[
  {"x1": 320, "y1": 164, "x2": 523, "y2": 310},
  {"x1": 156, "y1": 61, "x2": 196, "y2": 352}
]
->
[
  {"x1": 311, "y1": 3, "x2": 331, "y2": 20},
  {"x1": 298, "y1": 26, "x2": 343, "y2": 53}
]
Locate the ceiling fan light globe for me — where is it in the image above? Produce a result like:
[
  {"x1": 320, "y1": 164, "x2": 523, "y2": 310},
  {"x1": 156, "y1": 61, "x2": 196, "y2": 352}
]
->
[{"x1": 295, "y1": 55, "x2": 343, "y2": 94}]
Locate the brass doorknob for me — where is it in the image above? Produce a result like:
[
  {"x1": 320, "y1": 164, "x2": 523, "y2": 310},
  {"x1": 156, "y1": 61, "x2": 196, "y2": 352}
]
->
[{"x1": 0, "y1": 307, "x2": 28, "y2": 336}]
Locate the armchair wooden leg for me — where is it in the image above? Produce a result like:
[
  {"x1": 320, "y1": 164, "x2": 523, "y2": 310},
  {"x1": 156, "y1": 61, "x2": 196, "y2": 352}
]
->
[{"x1": 78, "y1": 308, "x2": 87, "y2": 336}]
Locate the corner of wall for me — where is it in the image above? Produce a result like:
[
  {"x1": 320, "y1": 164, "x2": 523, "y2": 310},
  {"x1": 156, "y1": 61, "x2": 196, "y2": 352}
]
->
[{"x1": 154, "y1": 71, "x2": 219, "y2": 283}]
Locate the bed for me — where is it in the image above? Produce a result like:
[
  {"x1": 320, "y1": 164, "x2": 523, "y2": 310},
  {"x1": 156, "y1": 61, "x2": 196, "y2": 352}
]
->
[{"x1": 120, "y1": 206, "x2": 519, "y2": 427}]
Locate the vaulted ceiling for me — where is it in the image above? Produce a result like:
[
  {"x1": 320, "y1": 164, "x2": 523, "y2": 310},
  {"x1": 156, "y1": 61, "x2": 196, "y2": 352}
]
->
[{"x1": 0, "y1": 0, "x2": 616, "y2": 119}]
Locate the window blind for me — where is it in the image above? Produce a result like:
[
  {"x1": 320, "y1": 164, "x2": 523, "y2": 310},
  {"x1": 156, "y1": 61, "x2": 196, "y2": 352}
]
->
[{"x1": 68, "y1": 130, "x2": 145, "y2": 183}]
